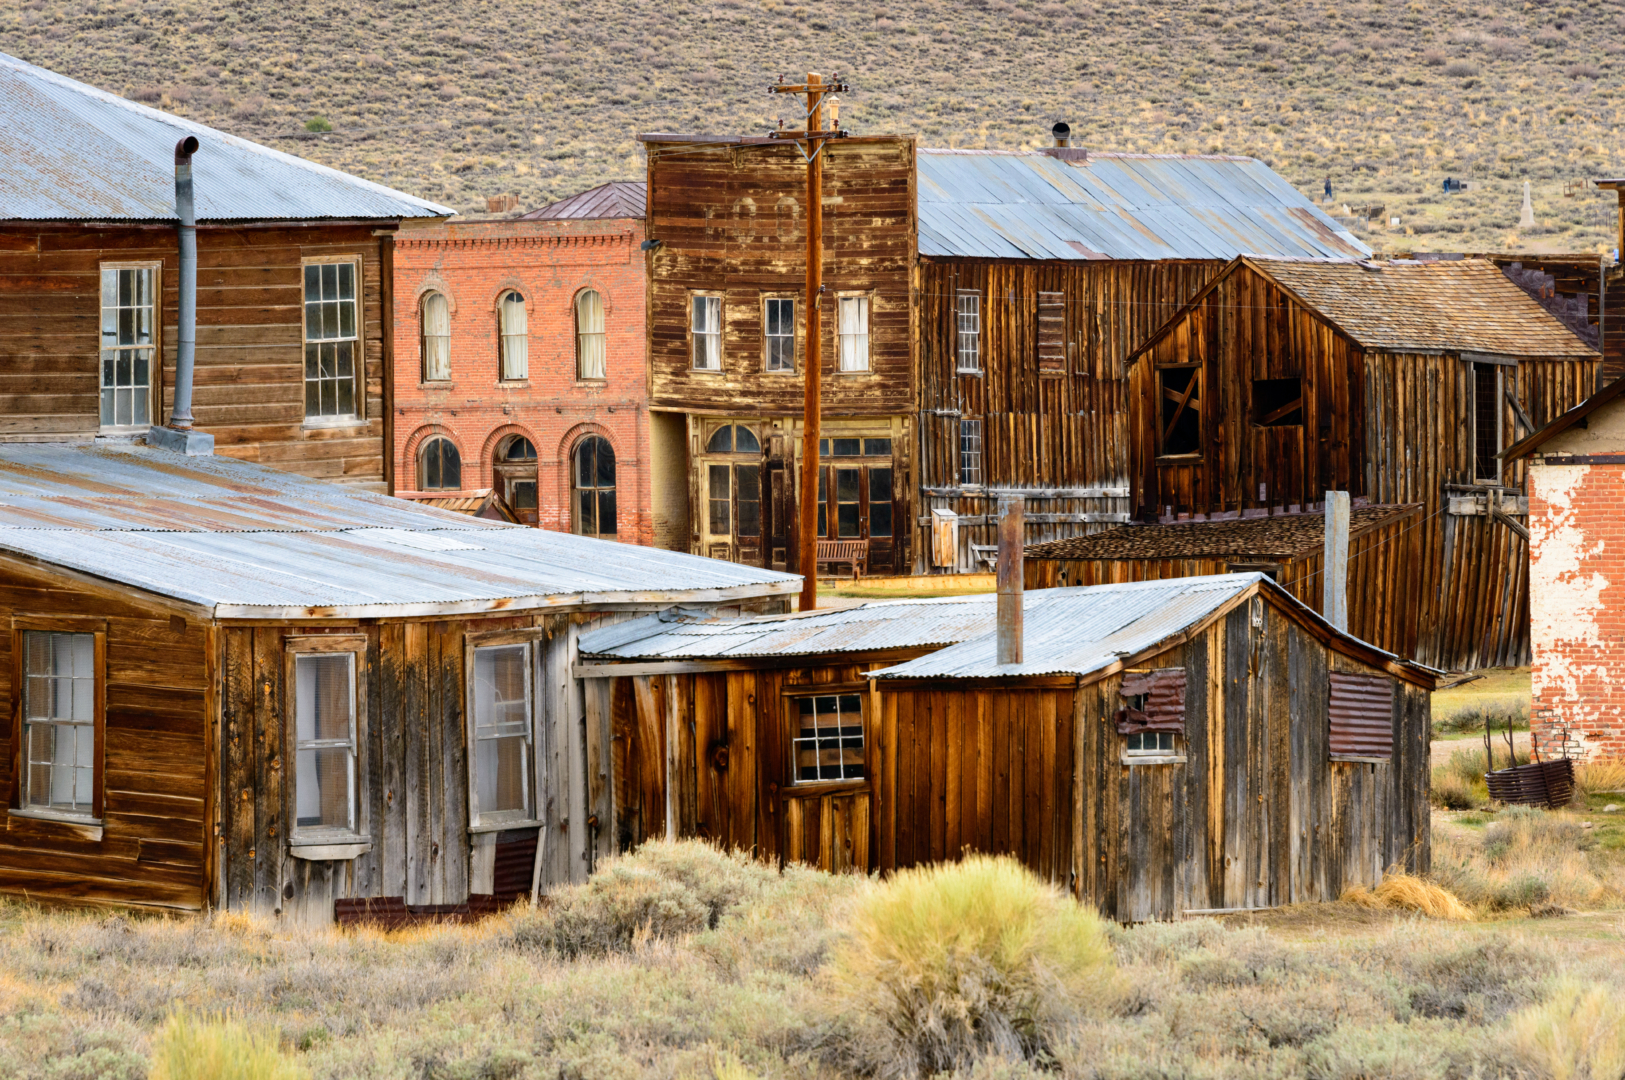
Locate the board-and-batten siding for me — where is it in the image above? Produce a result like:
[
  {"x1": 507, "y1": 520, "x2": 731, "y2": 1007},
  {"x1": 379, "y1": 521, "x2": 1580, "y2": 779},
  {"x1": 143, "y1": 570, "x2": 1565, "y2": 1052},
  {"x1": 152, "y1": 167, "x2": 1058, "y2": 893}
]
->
[
  {"x1": 218, "y1": 614, "x2": 613, "y2": 921},
  {"x1": 914, "y1": 259, "x2": 1222, "y2": 569},
  {"x1": 0, "y1": 225, "x2": 391, "y2": 488},
  {"x1": 0, "y1": 558, "x2": 209, "y2": 910}
]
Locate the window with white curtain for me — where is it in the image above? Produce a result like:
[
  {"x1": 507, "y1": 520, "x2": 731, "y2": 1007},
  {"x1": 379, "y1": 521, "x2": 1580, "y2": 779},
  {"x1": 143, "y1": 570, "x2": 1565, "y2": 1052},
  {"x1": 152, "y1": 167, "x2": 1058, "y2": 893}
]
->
[
  {"x1": 421, "y1": 292, "x2": 450, "y2": 382},
  {"x1": 838, "y1": 296, "x2": 870, "y2": 372},
  {"x1": 692, "y1": 294, "x2": 722, "y2": 370},
  {"x1": 20, "y1": 631, "x2": 99, "y2": 819},
  {"x1": 499, "y1": 291, "x2": 528, "y2": 380},
  {"x1": 576, "y1": 289, "x2": 606, "y2": 380},
  {"x1": 470, "y1": 643, "x2": 535, "y2": 824}
]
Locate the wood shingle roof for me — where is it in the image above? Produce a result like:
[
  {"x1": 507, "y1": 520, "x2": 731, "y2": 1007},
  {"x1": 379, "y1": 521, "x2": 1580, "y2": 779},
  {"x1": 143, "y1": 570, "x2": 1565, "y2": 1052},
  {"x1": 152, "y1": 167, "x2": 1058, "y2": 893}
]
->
[{"x1": 1024, "y1": 503, "x2": 1422, "y2": 562}]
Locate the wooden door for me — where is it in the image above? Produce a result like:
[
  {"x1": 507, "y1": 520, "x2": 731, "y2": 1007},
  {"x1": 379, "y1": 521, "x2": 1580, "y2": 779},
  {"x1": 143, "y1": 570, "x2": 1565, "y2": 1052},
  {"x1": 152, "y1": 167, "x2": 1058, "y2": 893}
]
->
[
  {"x1": 766, "y1": 465, "x2": 789, "y2": 571},
  {"x1": 778, "y1": 689, "x2": 873, "y2": 873}
]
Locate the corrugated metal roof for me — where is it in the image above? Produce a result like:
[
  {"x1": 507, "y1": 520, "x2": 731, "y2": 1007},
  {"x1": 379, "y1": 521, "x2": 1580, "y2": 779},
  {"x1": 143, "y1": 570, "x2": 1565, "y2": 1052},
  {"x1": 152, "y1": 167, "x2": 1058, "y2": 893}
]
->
[
  {"x1": 519, "y1": 181, "x2": 646, "y2": 221},
  {"x1": 0, "y1": 52, "x2": 451, "y2": 222},
  {"x1": 1024, "y1": 503, "x2": 1422, "y2": 562},
  {"x1": 579, "y1": 592, "x2": 996, "y2": 660},
  {"x1": 1248, "y1": 257, "x2": 1600, "y2": 357},
  {"x1": 0, "y1": 444, "x2": 796, "y2": 618},
  {"x1": 873, "y1": 575, "x2": 1258, "y2": 679},
  {"x1": 916, "y1": 150, "x2": 1370, "y2": 261}
]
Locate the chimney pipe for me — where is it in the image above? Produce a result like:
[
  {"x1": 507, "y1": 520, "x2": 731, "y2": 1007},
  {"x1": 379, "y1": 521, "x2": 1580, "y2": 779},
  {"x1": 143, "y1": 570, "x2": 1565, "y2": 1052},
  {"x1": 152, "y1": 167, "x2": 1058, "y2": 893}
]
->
[
  {"x1": 996, "y1": 494, "x2": 1024, "y2": 665},
  {"x1": 1051, "y1": 121, "x2": 1071, "y2": 148},
  {"x1": 148, "y1": 136, "x2": 213, "y2": 454}
]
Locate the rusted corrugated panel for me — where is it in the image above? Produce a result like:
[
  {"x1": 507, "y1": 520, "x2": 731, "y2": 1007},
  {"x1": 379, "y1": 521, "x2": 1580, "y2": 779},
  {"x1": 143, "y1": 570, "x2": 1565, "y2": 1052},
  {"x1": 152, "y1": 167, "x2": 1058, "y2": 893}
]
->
[
  {"x1": 1328, "y1": 671, "x2": 1394, "y2": 758},
  {"x1": 1115, "y1": 668, "x2": 1186, "y2": 733},
  {"x1": 917, "y1": 149, "x2": 1369, "y2": 262},
  {"x1": 0, "y1": 51, "x2": 450, "y2": 222}
]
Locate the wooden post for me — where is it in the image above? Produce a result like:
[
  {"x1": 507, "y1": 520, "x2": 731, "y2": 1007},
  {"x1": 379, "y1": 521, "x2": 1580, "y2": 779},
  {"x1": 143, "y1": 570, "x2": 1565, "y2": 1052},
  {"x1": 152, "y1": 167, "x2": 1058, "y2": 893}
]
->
[
  {"x1": 798, "y1": 72, "x2": 826, "y2": 612},
  {"x1": 1322, "y1": 490, "x2": 1350, "y2": 632},
  {"x1": 996, "y1": 495, "x2": 1024, "y2": 665}
]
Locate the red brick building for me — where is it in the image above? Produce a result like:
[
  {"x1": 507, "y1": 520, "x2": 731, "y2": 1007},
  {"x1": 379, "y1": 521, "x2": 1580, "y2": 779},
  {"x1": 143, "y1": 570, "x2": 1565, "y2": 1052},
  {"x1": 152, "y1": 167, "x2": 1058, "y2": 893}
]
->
[
  {"x1": 1508, "y1": 380, "x2": 1625, "y2": 762},
  {"x1": 390, "y1": 182, "x2": 652, "y2": 543}
]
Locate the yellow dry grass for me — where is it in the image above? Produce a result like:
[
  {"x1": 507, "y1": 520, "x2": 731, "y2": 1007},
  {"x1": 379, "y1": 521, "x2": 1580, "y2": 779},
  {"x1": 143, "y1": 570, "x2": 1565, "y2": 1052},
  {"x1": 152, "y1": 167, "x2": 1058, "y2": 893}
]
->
[
  {"x1": 1341, "y1": 873, "x2": 1474, "y2": 921},
  {"x1": 149, "y1": 1011, "x2": 307, "y2": 1080},
  {"x1": 1576, "y1": 759, "x2": 1625, "y2": 797},
  {"x1": 1510, "y1": 979, "x2": 1625, "y2": 1080}
]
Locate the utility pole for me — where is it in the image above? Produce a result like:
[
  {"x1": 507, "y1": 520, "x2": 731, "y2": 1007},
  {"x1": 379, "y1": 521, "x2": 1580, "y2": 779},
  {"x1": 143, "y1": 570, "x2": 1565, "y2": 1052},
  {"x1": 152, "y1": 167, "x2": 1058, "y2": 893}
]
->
[{"x1": 771, "y1": 71, "x2": 848, "y2": 612}]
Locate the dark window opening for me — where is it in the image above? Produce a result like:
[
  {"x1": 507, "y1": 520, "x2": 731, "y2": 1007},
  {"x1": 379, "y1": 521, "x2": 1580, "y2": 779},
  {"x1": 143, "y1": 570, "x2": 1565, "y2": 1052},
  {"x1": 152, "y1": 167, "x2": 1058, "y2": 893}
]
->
[
  {"x1": 709, "y1": 464, "x2": 731, "y2": 534},
  {"x1": 1474, "y1": 363, "x2": 1502, "y2": 482},
  {"x1": 574, "y1": 436, "x2": 617, "y2": 536},
  {"x1": 835, "y1": 468, "x2": 861, "y2": 538},
  {"x1": 419, "y1": 437, "x2": 461, "y2": 491},
  {"x1": 735, "y1": 464, "x2": 761, "y2": 537},
  {"x1": 1158, "y1": 366, "x2": 1201, "y2": 456},
  {"x1": 1252, "y1": 377, "x2": 1304, "y2": 427},
  {"x1": 706, "y1": 425, "x2": 760, "y2": 455},
  {"x1": 869, "y1": 467, "x2": 893, "y2": 537}
]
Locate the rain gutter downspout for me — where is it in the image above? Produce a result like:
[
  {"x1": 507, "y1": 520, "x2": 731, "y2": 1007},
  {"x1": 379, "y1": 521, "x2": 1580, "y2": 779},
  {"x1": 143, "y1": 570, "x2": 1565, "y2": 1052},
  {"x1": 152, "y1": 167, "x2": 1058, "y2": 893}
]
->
[{"x1": 147, "y1": 136, "x2": 214, "y2": 456}]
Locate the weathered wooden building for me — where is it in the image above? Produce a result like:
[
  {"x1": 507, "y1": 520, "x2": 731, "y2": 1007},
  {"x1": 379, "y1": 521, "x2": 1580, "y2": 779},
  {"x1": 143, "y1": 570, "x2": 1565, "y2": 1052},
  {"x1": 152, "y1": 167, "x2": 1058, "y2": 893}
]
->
[
  {"x1": 0, "y1": 443, "x2": 794, "y2": 916},
  {"x1": 578, "y1": 574, "x2": 1436, "y2": 920},
  {"x1": 1024, "y1": 502, "x2": 1424, "y2": 659},
  {"x1": 640, "y1": 126, "x2": 1368, "y2": 576},
  {"x1": 1121, "y1": 256, "x2": 1598, "y2": 670},
  {"x1": 0, "y1": 51, "x2": 449, "y2": 487}
]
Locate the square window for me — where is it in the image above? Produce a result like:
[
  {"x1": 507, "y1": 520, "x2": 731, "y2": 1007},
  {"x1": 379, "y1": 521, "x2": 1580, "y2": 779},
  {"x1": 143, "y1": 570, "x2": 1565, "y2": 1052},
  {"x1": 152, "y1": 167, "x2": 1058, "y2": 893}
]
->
[
  {"x1": 793, "y1": 694, "x2": 865, "y2": 783},
  {"x1": 1252, "y1": 377, "x2": 1304, "y2": 427}
]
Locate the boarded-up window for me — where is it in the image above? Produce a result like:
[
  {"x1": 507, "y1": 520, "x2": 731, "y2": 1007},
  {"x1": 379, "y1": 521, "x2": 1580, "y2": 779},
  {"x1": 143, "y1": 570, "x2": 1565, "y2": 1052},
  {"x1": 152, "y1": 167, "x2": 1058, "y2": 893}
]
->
[
  {"x1": 1158, "y1": 366, "x2": 1202, "y2": 456},
  {"x1": 1328, "y1": 671, "x2": 1394, "y2": 760},
  {"x1": 1037, "y1": 291, "x2": 1065, "y2": 376},
  {"x1": 1115, "y1": 668, "x2": 1186, "y2": 735}
]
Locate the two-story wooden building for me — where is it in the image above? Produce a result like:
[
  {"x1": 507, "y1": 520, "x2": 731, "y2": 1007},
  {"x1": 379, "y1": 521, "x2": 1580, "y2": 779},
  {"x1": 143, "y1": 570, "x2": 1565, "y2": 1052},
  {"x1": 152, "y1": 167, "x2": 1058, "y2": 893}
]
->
[
  {"x1": 0, "y1": 51, "x2": 450, "y2": 487},
  {"x1": 640, "y1": 126, "x2": 1369, "y2": 575}
]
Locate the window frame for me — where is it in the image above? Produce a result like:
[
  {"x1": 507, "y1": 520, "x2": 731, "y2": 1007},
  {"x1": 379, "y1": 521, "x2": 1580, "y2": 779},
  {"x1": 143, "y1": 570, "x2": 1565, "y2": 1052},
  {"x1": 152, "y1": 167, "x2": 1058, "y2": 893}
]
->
[
  {"x1": 420, "y1": 290, "x2": 451, "y2": 384},
  {"x1": 955, "y1": 289, "x2": 982, "y2": 375},
  {"x1": 98, "y1": 261, "x2": 162, "y2": 433},
  {"x1": 835, "y1": 292, "x2": 872, "y2": 373},
  {"x1": 283, "y1": 635, "x2": 370, "y2": 857},
  {"x1": 497, "y1": 289, "x2": 529, "y2": 383},
  {"x1": 959, "y1": 417, "x2": 983, "y2": 488},
  {"x1": 573, "y1": 435, "x2": 618, "y2": 537},
  {"x1": 417, "y1": 436, "x2": 463, "y2": 492},
  {"x1": 1471, "y1": 361, "x2": 1505, "y2": 484},
  {"x1": 464, "y1": 631, "x2": 543, "y2": 832},
  {"x1": 301, "y1": 255, "x2": 365, "y2": 427},
  {"x1": 1036, "y1": 290, "x2": 1065, "y2": 377},
  {"x1": 1251, "y1": 376, "x2": 1305, "y2": 428},
  {"x1": 1156, "y1": 362, "x2": 1203, "y2": 460},
  {"x1": 9, "y1": 618, "x2": 107, "y2": 834},
  {"x1": 575, "y1": 288, "x2": 607, "y2": 382},
  {"x1": 785, "y1": 684, "x2": 869, "y2": 789},
  {"x1": 762, "y1": 294, "x2": 797, "y2": 374},
  {"x1": 690, "y1": 291, "x2": 725, "y2": 372}
]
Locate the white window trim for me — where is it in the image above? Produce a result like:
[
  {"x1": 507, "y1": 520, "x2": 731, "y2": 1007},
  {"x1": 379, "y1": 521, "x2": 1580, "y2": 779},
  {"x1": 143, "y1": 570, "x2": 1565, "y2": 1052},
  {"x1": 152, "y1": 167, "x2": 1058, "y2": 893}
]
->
[
  {"x1": 955, "y1": 289, "x2": 981, "y2": 375},
  {"x1": 836, "y1": 293, "x2": 872, "y2": 374},
  {"x1": 13, "y1": 624, "x2": 105, "y2": 827},
  {"x1": 787, "y1": 689, "x2": 868, "y2": 787},
  {"x1": 762, "y1": 294, "x2": 797, "y2": 374},
  {"x1": 98, "y1": 261, "x2": 162, "y2": 433},
  {"x1": 285, "y1": 636, "x2": 369, "y2": 851},
  {"x1": 959, "y1": 417, "x2": 983, "y2": 488},
  {"x1": 465, "y1": 631, "x2": 544, "y2": 833},
  {"x1": 691, "y1": 292, "x2": 724, "y2": 372},
  {"x1": 301, "y1": 255, "x2": 365, "y2": 427}
]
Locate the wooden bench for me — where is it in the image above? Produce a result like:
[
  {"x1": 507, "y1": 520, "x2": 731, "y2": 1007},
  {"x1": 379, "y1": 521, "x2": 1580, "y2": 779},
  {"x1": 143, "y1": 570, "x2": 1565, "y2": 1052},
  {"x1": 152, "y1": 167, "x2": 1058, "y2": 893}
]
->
[
  {"x1": 968, "y1": 543, "x2": 999, "y2": 571},
  {"x1": 817, "y1": 539, "x2": 869, "y2": 580}
]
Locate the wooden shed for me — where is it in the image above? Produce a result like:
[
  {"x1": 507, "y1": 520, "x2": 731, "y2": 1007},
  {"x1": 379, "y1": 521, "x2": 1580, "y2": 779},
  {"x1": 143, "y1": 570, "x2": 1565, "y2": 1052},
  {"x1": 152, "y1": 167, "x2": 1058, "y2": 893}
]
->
[
  {"x1": 579, "y1": 575, "x2": 1437, "y2": 920},
  {"x1": 1126, "y1": 256, "x2": 1599, "y2": 670},
  {"x1": 1024, "y1": 502, "x2": 1425, "y2": 659},
  {"x1": 0, "y1": 443, "x2": 794, "y2": 918}
]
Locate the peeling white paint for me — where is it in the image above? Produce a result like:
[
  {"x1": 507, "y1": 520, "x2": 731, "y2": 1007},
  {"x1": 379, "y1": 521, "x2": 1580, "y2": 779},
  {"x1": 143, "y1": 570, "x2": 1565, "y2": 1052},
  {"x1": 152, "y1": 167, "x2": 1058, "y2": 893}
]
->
[{"x1": 1529, "y1": 464, "x2": 1611, "y2": 754}]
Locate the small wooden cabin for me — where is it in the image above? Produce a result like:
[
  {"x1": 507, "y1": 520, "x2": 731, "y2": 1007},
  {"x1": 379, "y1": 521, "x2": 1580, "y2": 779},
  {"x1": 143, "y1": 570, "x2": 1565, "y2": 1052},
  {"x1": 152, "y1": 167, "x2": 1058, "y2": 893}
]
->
[
  {"x1": 1024, "y1": 502, "x2": 1424, "y2": 659},
  {"x1": 0, "y1": 444, "x2": 794, "y2": 917},
  {"x1": 580, "y1": 575, "x2": 1436, "y2": 920},
  {"x1": 0, "y1": 52, "x2": 450, "y2": 488},
  {"x1": 1126, "y1": 256, "x2": 1599, "y2": 670}
]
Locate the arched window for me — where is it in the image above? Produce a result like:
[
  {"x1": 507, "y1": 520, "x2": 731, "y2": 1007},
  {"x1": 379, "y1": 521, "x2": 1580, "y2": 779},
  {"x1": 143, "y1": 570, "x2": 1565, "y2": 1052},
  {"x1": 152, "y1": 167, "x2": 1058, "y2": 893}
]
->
[
  {"x1": 498, "y1": 290, "x2": 528, "y2": 380},
  {"x1": 574, "y1": 436, "x2": 617, "y2": 537},
  {"x1": 421, "y1": 291, "x2": 450, "y2": 382},
  {"x1": 495, "y1": 434, "x2": 538, "y2": 523},
  {"x1": 576, "y1": 289, "x2": 606, "y2": 380},
  {"x1": 418, "y1": 437, "x2": 461, "y2": 491},
  {"x1": 705, "y1": 425, "x2": 761, "y2": 455}
]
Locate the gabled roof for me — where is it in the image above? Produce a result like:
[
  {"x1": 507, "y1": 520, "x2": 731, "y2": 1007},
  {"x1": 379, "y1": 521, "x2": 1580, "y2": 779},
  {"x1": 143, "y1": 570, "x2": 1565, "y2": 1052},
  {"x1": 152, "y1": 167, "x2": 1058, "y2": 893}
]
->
[
  {"x1": 869, "y1": 574, "x2": 1438, "y2": 688},
  {"x1": 1247, "y1": 257, "x2": 1597, "y2": 357},
  {"x1": 916, "y1": 149, "x2": 1370, "y2": 262},
  {"x1": 1025, "y1": 503, "x2": 1421, "y2": 562},
  {"x1": 0, "y1": 444, "x2": 796, "y2": 619},
  {"x1": 519, "y1": 181, "x2": 646, "y2": 221},
  {"x1": 0, "y1": 52, "x2": 451, "y2": 222}
]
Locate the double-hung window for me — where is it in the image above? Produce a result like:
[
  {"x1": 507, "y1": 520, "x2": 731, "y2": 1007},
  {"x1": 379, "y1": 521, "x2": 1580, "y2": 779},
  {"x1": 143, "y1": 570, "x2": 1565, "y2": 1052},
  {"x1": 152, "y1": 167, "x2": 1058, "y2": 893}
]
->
[
  {"x1": 303, "y1": 259, "x2": 361, "y2": 421},
  {"x1": 288, "y1": 638, "x2": 367, "y2": 851},
  {"x1": 469, "y1": 642, "x2": 536, "y2": 826},
  {"x1": 764, "y1": 296, "x2": 795, "y2": 372},
  {"x1": 17, "y1": 629, "x2": 102, "y2": 821},
  {"x1": 955, "y1": 290, "x2": 981, "y2": 374},
  {"x1": 692, "y1": 294, "x2": 723, "y2": 370},
  {"x1": 959, "y1": 418, "x2": 983, "y2": 487},
  {"x1": 499, "y1": 291, "x2": 529, "y2": 380},
  {"x1": 837, "y1": 296, "x2": 870, "y2": 372},
  {"x1": 421, "y1": 291, "x2": 451, "y2": 382},
  {"x1": 100, "y1": 264, "x2": 159, "y2": 429}
]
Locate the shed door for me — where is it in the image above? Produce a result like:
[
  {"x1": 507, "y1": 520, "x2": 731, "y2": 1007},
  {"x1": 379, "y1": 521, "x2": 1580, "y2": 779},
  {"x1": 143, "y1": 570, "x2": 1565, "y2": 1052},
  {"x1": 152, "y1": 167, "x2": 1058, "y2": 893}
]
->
[{"x1": 778, "y1": 689, "x2": 872, "y2": 873}]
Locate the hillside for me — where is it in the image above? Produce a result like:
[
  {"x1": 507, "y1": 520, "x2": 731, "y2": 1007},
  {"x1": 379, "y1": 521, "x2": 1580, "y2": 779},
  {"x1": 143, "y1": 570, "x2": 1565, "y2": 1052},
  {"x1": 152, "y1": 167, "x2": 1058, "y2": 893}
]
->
[{"x1": 7, "y1": 0, "x2": 1624, "y2": 253}]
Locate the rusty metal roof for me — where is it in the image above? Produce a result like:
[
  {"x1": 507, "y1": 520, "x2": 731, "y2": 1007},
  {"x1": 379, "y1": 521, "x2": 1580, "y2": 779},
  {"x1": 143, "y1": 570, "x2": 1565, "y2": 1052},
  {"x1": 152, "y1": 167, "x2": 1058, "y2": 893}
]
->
[
  {"x1": 1246, "y1": 257, "x2": 1601, "y2": 357},
  {"x1": 917, "y1": 150, "x2": 1370, "y2": 262},
  {"x1": 519, "y1": 181, "x2": 646, "y2": 221},
  {"x1": 1024, "y1": 503, "x2": 1422, "y2": 562},
  {"x1": 579, "y1": 592, "x2": 997, "y2": 660},
  {"x1": 0, "y1": 444, "x2": 796, "y2": 619},
  {"x1": 0, "y1": 52, "x2": 451, "y2": 222}
]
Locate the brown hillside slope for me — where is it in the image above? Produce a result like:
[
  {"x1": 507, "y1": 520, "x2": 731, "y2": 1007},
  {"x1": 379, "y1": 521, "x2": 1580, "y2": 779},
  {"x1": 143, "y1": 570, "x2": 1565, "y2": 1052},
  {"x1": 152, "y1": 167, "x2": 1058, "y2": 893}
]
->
[{"x1": 5, "y1": 0, "x2": 1624, "y2": 252}]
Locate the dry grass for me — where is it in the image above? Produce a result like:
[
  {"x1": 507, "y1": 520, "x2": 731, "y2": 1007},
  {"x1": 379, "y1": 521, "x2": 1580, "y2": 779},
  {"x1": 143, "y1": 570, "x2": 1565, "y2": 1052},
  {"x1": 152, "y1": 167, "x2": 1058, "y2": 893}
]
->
[
  {"x1": 150, "y1": 1011, "x2": 308, "y2": 1080},
  {"x1": 1510, "y1": 979, "x2": 1625, "y2": 1080},
  {"x1": 1576, "y1": 759, "x2": 1625, "y2": 798},
  {"x1": 1340, "y1": 873, "x2": 1474, "y2": 921},
  {"x1": 0, "y1": 0, "x2": 1621, "y2": 246},
  {"x1": 1434, "y1": 806, "x2": 1625, "y2": 913}
]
